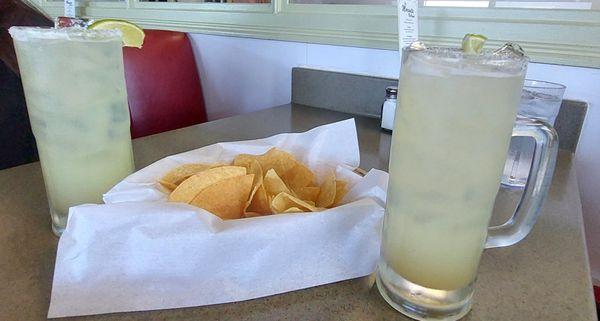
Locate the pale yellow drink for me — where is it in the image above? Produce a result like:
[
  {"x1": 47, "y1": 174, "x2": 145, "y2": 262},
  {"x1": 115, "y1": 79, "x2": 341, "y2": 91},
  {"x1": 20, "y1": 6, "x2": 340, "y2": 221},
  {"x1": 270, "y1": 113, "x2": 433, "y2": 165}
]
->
[
  {"x1": 9, "y1": 27, "x2": 134, "y2": 235},
  {"x1": 381, "y1": 49, "x2": 526, "y2": 290}
]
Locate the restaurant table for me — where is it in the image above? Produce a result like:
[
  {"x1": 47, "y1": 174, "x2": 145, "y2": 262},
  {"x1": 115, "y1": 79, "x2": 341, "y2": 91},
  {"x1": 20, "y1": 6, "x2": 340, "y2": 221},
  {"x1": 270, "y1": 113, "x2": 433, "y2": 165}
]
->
[{"x1": 0, "y1": 104, "x2": 597, "y2": 321}]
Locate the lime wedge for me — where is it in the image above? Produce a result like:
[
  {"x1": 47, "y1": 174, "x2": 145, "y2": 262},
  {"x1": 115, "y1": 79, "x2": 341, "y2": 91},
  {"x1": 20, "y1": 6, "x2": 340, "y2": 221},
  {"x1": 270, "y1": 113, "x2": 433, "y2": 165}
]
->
[
  {"x1": 88, "y1": 19, "x2": 145, "y2": 48},
  {"x1": 462, "y1": 34, "x2": 487, "y2": 54}
]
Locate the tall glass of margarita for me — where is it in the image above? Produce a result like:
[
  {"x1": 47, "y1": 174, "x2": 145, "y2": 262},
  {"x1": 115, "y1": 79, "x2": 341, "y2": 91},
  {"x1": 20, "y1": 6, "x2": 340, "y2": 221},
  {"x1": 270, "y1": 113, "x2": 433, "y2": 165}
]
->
[
  {"x1": 377, "y1": 46, "x2": 558, "y2": 320},
  {"x1": 9, "y1": 27, "x2": 135, "y2": 235}
]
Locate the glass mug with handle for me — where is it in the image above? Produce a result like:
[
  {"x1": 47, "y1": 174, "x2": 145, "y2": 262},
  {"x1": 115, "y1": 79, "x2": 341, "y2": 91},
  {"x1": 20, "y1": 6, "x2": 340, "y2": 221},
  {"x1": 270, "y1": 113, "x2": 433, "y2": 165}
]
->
[
  {"x1": 376, "y1": 44, "x2": 558, "y2": 320},
  {"x1": 502, "y1": 79, "x2": 566, "y2": 188}
]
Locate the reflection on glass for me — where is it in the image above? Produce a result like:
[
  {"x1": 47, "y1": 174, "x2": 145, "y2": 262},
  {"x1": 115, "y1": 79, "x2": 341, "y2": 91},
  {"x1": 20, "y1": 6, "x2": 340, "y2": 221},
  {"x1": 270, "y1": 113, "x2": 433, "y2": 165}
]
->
[
  {"x1": 423, "y1": 0, "x2": 489, "y2": 7},
  {"x1": 47, "y1": 0, "x2": 600, "y2": 7},
  {"x1": 51, "y1": 0, "x2": 598, "y2": 8},
  {"x1": 290, "y1": 0, "x2": 393, "y2": 3},
  {"x1": 421, "y1": 0, "x2": 598, "y2": 9},
  {"x1": 139, "y1": 0, "x2": 271, "y2": 2},
  {"x1": 291, "y1": 0, "x2": 599, "y2": 9},
  {"x1": 494, "y1": 0, "x2": 595, "y2": 9}
]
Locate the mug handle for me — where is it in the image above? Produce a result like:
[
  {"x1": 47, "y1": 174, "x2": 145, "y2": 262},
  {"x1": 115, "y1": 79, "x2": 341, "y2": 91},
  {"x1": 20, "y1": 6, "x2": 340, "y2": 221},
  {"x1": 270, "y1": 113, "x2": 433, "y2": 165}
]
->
[{"x1": 485, "y1": 116, "x2": 559, "y2": 249}]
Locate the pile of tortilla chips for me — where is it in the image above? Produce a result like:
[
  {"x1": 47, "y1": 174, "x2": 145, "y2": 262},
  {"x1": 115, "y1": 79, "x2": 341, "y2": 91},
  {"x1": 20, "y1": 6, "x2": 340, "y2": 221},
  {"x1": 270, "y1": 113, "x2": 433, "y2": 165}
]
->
[{"x1": 159, "y1": 148, "x2": 348, "y2": 220}]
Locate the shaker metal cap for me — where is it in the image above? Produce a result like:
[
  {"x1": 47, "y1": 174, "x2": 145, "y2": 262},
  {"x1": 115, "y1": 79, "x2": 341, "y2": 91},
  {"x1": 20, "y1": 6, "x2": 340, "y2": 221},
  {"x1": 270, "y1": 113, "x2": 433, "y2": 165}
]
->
[{"x1": 385, "y1": 86, "x2": 398, "y2": 98}]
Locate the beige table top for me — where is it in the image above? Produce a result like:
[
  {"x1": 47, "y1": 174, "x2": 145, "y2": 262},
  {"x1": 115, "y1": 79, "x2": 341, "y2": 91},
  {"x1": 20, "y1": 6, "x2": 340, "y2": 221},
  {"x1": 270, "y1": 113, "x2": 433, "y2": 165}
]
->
[{"x1": 0, "y1": 104, "x2": 596, "y2": 321}]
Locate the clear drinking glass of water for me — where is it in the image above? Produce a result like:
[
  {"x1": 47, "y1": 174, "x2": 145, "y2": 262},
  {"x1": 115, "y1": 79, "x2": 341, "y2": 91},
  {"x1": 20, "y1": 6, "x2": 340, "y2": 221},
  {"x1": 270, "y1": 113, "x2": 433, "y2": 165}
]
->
[{"x1": 501, "y1": 80, "x2": 566, "y2": 188}]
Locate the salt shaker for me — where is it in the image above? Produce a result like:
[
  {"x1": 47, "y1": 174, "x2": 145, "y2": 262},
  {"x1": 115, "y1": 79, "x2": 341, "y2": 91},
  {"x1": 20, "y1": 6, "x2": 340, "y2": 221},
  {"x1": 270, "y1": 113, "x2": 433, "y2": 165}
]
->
[{"x1": 380, "y1": 86, "x2": 397, "y2": 132}]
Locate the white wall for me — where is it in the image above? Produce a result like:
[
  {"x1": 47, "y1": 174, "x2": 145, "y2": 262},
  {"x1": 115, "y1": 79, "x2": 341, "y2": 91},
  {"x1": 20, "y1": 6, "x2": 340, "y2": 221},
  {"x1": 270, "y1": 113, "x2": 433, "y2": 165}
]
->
[
  {"x1": 189, "y1": 34, "x2": 400, "y2": 120},
  {"x1": 189, "y1": 33, "x2": 600, "y2": 283}
]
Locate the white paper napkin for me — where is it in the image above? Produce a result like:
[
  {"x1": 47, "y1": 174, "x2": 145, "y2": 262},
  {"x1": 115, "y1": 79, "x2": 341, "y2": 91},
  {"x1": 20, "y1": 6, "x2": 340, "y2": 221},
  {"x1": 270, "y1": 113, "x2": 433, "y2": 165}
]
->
[{"x1": 48, "y1": 119, "x2": 389, "y2": 318}]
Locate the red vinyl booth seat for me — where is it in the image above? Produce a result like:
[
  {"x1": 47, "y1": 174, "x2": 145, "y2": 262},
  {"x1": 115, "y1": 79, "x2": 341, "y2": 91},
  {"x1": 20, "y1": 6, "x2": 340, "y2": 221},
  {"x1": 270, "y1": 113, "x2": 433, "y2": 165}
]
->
[{"x1": 123, "y1": 30, "x2": 207, "y2": 138}]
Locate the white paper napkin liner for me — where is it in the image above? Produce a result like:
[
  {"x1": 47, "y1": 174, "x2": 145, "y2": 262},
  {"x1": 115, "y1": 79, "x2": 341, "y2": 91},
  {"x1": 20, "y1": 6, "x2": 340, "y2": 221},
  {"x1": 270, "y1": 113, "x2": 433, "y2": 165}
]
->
[
  {"x1": 103, "y1": 118, "x2": 360, "y2": 204},
  {"x1": 49, "y1": 169, "x2": 387, "y2": 318},
  {"x1": 48, "y1": 119, "x2": 389, "y2": 318}
]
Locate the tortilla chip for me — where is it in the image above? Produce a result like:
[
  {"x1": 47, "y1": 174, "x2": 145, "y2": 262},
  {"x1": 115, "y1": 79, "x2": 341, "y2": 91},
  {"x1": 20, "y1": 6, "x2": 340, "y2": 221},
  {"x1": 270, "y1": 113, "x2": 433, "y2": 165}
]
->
[
  {"x1": 160, "y1": 163, "x2": 213, "y2": 186},
  {"x1": 281, "y1": 162, "x2": 315, "y2": 190},
  {"x1": 245, "y1": 184, "x2": 271, "y2": 215},
  {"x1": 169, "y1": 166, "x2": 246, "y2": 203},
  {"x1": 158, "y1": 180, "x2": 178, "y2": 191},
  {"x1": 244, "y1": 211, "x2": 263, "y2": 218},
  {"x1": 190, "y1": 174, "x2": 254, "y2": 220},
  {"x1": 258, "y1": 148, "x2": 298, "y2": 176},
  {"x1": 271, "y1": 192, "x2": 319, "y2": 213},
  {"x1": 233, "y1": 154, "x2": 258, "y2": 169},
  {"x1": 247, "y1": 159, "x2": 263, "y2": 187},
  {"x1": 263, "y1": 168, "x2": 292, "y2": 196},
  {"x1": 316, "y1": 171, "x2": 336, "y2": 208},
  {"x1": 294, "y1": 186, "x2": 320, "y2": 203},
  {"x1": 304, "y1": 200, "x2": 316, "y2": 207}
]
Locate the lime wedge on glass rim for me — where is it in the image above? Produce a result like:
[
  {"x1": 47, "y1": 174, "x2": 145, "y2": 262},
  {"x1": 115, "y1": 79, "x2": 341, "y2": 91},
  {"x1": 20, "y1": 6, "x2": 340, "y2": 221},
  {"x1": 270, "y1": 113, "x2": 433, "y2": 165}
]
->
[
  {"x1": 88, "y1": 19, "x2": 145, "y2": 48},
  {"x1": 462, "y1": 34, "x2": 487, "y2": 54}
]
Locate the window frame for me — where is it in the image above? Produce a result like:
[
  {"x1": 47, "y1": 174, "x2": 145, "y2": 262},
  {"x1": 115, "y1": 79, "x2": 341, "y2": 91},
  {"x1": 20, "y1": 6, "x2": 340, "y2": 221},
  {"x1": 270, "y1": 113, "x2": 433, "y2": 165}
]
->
[{"x1": 27, "y1": 0, "x2": 600, "y2": 68}]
